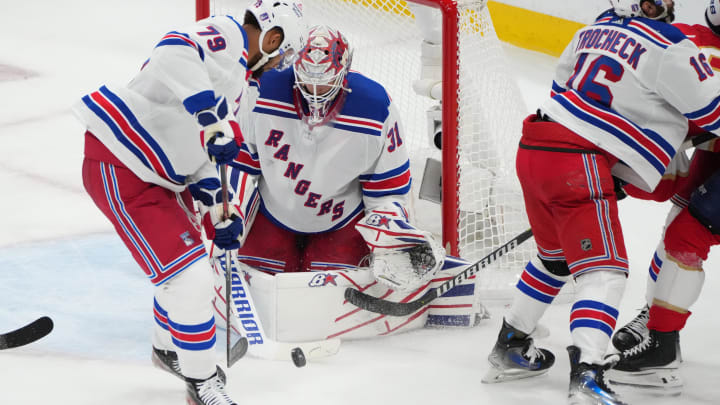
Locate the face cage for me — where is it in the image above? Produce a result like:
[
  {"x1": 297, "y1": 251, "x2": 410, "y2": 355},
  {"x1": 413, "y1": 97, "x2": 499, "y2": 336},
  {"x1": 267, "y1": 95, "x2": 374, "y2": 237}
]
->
[
  {"x1": 274, "y1": 49, "x2": 298, "y2": 72},
  {"x1": 294, "y1": 71, "x2": 346, "y2": 125}
]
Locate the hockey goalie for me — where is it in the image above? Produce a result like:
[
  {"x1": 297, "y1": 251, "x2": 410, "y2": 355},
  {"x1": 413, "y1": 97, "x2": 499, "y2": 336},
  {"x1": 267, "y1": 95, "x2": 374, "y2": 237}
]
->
[{"x1": 193, "y1": 26, "x2": 483, "y2": 352}]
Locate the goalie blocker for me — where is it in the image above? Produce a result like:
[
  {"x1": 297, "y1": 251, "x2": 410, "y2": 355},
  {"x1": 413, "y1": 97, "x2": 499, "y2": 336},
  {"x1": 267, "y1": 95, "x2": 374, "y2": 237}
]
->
[{"x1": 211, "y1": 255, "x2": 484, "y2": 343}]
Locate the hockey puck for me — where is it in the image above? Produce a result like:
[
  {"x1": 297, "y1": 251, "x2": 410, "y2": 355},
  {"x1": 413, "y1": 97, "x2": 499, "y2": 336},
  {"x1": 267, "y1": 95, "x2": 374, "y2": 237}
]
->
[{"x1": 291, "y1": 347, "x2": 306, "y2": 368}]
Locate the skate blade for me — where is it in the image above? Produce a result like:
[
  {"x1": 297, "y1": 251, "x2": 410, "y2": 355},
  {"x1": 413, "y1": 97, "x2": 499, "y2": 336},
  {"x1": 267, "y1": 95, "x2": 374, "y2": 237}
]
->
[
  {"x1": 607, "y1": 368, "x2": 683, "y2": 395},
  {"x1": 568, "y1": 391, "x2": 628, "y2": 405},
  {"x1": 481, "y1": 364, "x2": 550, "y2": 384}
]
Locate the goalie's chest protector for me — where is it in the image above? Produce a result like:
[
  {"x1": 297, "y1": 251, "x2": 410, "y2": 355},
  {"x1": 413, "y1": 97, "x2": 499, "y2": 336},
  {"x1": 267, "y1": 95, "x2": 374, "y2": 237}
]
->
[{"x1": 250, "y1": 70, "x2": 390, "y2": 233}]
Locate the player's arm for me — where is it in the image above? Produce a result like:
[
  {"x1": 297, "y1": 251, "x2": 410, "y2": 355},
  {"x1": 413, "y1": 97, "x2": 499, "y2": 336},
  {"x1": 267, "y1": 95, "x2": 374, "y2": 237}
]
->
[
  {"x1": 186, "y1": 162, "x2": 247, "y2": 255},
  {"x1": 657, "y1": 40, "x2": 720, "y2": 137},
  {"x1": 355, "y1": 103, "x2": 444, "y2": 291},
  {"x1": 142, "y1": 17, "x2": 247, "y2": 164}
]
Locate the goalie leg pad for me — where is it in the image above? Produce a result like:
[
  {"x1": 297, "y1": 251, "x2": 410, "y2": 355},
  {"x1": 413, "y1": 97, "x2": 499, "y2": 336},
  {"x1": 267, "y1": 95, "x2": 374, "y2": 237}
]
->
[
  {"x1": 425, "y1": 255, "x2": 477, "y2": 328},
  {"x1": 212, "y1": 262, "x2": 430, "y2": 342}
]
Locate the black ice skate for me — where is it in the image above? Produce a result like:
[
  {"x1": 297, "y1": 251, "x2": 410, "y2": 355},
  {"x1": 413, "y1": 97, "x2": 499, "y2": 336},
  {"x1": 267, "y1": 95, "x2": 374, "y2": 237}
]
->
[
  {"x1": 152, "y1": 347, "x2": 226, "y2": 384},
  {"x1": 611, "y1": 305, "x2": 649, "y2": 352},
  {"x1": 607, "y1": 330, "x2": 683, "y2": 394},
  {"x1": 482, "y1": 318, "x2": 555, "y2": 383},
  {"x1": 567, "y1": 345, "x2": 627, "y2": 405},
  {"x1": 186, "y1": 371, "x2": 237, "y2": 405}
]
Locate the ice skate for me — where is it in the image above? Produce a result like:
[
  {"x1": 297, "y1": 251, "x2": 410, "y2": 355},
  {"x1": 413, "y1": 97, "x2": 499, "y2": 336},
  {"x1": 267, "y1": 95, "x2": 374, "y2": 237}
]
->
[
  {"x1": 567, "y1": 345, "x2": 627, "y2": 405},
  {"x1": 152, "y1": 347, "x2": 226, "y2": 384},
  {"x1": 482, "y1": 318, "x2": 555, "y2": 383},
  {"x1": 611, "y1": 305, "x2": 649, "y2": 352},
  {"x1": 607, "y1": 330, "x2": 683, "y2": 394},
  {"x1": 186, "y1": 371, "x2": 237, "y2": 405}
]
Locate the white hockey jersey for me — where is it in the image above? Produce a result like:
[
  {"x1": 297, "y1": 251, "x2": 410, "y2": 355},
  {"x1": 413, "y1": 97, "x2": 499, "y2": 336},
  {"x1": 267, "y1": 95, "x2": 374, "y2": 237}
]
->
[
  {"x1": 73, "y1": 16, "x2": 252, "y2": 191},
  {"x1": 230, "y1": 68, "x2": 412, "y2": 234},
  {"x1": 541, "y1": 10, "x2": 720, "y2": 192}
]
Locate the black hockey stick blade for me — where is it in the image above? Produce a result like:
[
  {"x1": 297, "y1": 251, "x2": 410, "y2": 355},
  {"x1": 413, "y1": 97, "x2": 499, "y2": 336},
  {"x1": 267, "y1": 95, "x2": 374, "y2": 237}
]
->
[
  {"x1": 344, "y1": 229, "x2": 534, "y2": 316},
  {"x1": 681, "y1": 131, "x2": 717, "y2": 150},
  {"x1": 0, "y1": 316, "x2": 54, "y2": 350}
]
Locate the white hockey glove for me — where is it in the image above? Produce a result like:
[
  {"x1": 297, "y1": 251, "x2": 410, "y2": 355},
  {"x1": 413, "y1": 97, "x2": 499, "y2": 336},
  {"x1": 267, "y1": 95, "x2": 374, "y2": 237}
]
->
[
  {"x1": 196, "y1": 96, "x2": 243, "y2": 165},
  {"x1": 355, "y1": 210, "x2": 445, "y2": 291},
  {"x1": 188, "y1": 177, "x2": 245, "y2": 252}
]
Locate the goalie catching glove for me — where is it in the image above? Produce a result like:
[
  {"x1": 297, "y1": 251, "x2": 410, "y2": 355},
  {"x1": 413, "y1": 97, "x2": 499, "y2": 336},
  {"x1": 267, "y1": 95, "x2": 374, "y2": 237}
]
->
[
  {"x1": 188, "y1": 177, "x2": 245, "y2": 252},
  {"x1": 355, "y1": 209, "x2": 445, "y2": 291},
  {"x1": 196, "y1": 96, "x2": 243, "y2": 165}
]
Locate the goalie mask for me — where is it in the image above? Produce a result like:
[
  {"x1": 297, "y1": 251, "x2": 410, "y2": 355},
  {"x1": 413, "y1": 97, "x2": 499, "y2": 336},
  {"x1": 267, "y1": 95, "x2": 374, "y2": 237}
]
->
[
  {"x1": 293, "y1": 25, "x2": 353, "y2": 126},
  {"x1": 246, "y1": 0, "x2": 306, "y2": 72},
  {"x1": 608, "y1": 0, "x2": 675, "y2": 23}
]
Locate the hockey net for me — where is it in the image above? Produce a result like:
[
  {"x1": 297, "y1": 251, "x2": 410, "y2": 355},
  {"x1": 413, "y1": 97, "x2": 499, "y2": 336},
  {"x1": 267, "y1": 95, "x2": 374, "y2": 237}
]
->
[{"x1": 196, "y1": 0, "x2": 536, "y2": 302}]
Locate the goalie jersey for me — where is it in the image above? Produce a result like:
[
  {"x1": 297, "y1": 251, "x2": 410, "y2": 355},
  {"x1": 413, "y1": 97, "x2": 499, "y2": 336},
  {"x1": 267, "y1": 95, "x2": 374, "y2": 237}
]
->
[
  {"x1": 231, "y1": 68, "x2": 412, "y2": 233},
  {"x1": 72, "y1": 16, "x2": 251, "y2": 191},
  {"x1": 541, "y1": 10, "x2": 720, "y2": 192}
]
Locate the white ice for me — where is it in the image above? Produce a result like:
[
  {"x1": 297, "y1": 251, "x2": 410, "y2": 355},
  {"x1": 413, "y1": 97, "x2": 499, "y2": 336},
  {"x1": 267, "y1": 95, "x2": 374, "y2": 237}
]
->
[{"x1": 0, "y1": 1, "x2": 718, "y2": 404}]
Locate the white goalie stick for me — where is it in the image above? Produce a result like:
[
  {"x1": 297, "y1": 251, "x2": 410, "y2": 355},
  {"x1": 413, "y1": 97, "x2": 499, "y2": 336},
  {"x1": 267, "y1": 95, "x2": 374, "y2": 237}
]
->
[
  {"x1": 0, "y1": 316, "x2": 54, "y2": 350},
  {"x1": 216, "y1": 255, "x2": 341, "y2": 366},
  {"x1": 220, "y1": 165, "x2": 248, "y2": 367},
  {"x1": 344, "y1": 229, "x2": 534, "y2": 316}
]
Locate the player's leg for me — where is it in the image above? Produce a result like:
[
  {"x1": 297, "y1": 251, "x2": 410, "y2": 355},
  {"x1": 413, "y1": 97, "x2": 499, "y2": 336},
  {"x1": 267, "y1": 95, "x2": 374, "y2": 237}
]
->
[
  {"x1": 83, "y1": 157, "x2": 216, "y2": 371},
  {"x1": 484, "y1": 125, "x2": 577, "y2": 383},
  {"x1": 82, "y1": 147, "x2": 232, "y2": 402},
  {"x1": 548, "y1": 152, "x2": 628, "y2": 404},
  {"x1": 301, "y1": 214, "x2": 370, "y2": 271},
  {"x1": 611, "y1": 174, "x2": 720, "y2": 390},
  {"x1": 236, "y1": 211, "x2": 302, "y2": 273},
  {"x1": 614, "y1": 149, "x2": 720, "y2": 351}
]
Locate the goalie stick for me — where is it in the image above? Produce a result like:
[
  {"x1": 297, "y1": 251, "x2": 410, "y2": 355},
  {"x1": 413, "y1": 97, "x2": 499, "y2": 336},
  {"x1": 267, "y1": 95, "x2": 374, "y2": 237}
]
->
[
  {"x1": 0, "y1": 316, "x2": 54, "y2": 350},
  {"x1": 344, "y1": 229, "x2": 534, "y2": 316}
]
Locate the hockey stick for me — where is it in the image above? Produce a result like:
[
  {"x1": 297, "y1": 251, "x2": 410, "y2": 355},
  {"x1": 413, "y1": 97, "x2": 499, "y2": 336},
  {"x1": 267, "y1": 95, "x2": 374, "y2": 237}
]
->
[
  {"x1": 681, "y1": 131, "x2": 717, "y2": 150},
  {"x1": 0, "y1": 316, "x2": 54, "y2": 349},
  {"x1": 218, "y1": 256, "x2": 341, "y2": 366},
  {"x1": 220, "y1": 164, "x2": 248, "y2": 367},
  {"x1": 344, "y1": 228, "x2": 534, "y2": 316}
]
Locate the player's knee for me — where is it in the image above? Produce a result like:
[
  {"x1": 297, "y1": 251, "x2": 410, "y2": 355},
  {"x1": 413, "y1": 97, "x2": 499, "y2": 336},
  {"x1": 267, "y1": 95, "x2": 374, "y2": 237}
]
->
[
  {"x1": 157, "y1": 260, "x2": 215, "y2": 309},
  {"x1": 540, "y1": 257, "x2": 571, "y2": 277},
  {"x1": 688, "y1": 171, "x2": 720, "y2": 235}
]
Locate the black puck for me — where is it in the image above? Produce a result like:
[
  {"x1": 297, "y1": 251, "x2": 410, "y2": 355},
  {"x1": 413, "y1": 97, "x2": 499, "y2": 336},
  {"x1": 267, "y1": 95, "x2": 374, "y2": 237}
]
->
[{"x1": 291, "y1": 347, "x2": 306, "y2": 368}]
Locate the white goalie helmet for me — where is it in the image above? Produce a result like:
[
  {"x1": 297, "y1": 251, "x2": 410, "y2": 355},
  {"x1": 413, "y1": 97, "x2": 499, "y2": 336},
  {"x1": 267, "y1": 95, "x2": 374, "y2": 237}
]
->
[
  {"x1": 608, "y1": 0, "x2": 675, "y2": 23},
  {"x1": 246, "y1": 0, "x2": 306, "y2": 71},
  {"x1": 294, "y1": 25, "x2": 353, "y2": 125}
]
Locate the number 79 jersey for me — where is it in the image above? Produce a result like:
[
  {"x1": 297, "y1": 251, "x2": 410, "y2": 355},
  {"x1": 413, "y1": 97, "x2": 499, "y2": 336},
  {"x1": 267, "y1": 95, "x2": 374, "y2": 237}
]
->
[
  {"x1": 232, "y1": 68, "x2": 412, "y2": 234},
  {"x1": 540, "y1": 10, "x2": 720, "y2": 193}
]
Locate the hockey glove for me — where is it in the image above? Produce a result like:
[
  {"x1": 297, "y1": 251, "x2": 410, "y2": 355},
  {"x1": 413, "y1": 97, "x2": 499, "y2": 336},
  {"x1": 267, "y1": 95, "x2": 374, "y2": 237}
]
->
[
  {"x1": 355, "y1": 210, "x2": 445, "y2": 291},
  {"x1": 188, "y1": 178, "x2": 244, "y2": 252},
  {"x1": 196, "y1": 97, "x2": 243, "y2": 165}
]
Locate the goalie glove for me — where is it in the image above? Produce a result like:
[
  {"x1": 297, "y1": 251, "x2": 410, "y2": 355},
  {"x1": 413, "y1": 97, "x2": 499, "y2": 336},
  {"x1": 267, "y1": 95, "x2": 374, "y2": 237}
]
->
[
  {"x1": 196, "y1": 96, "x2": 243, "y2": 165},
  {"x1": 355, "y1": 210, "x2": 445, "y2": 291},
  {"x1": 188, "y1": 178, "x2": 244, "y2": 252}
]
